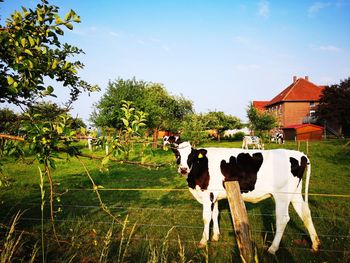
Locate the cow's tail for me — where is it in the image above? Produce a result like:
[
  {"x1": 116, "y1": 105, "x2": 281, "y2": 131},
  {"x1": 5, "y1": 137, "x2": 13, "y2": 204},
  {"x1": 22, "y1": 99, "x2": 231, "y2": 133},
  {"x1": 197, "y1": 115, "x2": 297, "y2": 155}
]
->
[{"x1": 304, "y1": 158, "x2": 311, "y2": 204}]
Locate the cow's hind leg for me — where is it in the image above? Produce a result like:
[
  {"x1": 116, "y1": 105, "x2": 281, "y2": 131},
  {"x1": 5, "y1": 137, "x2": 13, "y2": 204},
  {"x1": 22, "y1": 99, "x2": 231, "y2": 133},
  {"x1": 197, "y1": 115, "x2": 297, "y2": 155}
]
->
[
  {"x1": 268, "y1": 197, "x2": 290, "y2": 254},
  {"x1": 291, "y1": 194, "x2": 320, "y2": 251},
  {"x1": 211, "y1": 200, "x2": 220, "y2": 241},
  {"x1": 198, "y1": 197, "x2": 212, "y2": 248}
]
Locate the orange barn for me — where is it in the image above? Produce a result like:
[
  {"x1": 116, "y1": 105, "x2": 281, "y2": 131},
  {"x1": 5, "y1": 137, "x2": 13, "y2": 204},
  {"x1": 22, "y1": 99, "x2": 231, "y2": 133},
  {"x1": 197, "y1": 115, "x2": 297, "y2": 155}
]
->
[{"x1": 282, "y1": 124, "x2": 324, "y2": 141}]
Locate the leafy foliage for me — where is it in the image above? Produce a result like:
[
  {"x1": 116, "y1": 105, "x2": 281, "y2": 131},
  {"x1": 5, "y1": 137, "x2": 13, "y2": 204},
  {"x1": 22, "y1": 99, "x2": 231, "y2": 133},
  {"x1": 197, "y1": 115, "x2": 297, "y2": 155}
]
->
[
  {"x1": 180, "y1": 113, "x2": 210, "y2": 146},
  {"x1": 25, "y1": 101, "x2": 86, "y2": 129},
  {"x1": 0, "y1": 0, "x2": 99, "y2": 106},
  {"x1": 204, "y1": 111, "x2": 242, "y2": 140},
  {"x1": 119, "y1": 100, "x2": 147, "y2": 160},
  {"x1": 0, "y1": 107, "x2": 20, "y2": 134},
  {"x1": 21, "y1": 113, "x2": 78, "y2": 168},
  {"x1": 90, "y1": 78, "x2": 193, "y2": 132},
  {"x1": 246, "y1": 102, "x2": 277, "y2": 139},
  {"x1": 316, "y1": 77, "x2": 350, "y2": 135},
  {"x1": 90, "y1": 78, "x2": 146, "y2": 129}
]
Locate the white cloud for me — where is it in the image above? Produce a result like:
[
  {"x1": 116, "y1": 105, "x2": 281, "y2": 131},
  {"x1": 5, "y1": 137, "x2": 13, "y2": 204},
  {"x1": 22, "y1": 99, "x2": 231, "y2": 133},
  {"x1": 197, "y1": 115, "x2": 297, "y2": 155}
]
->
[
  {"x1": 310, "y1": 44, "x2": 342, "y2": 52},
  {"x1": 308, "y1": 2, "x2": 331, "y2": 17},
  {"x1": 258, "y1": 0, "x2": 270, "y2": 19},
  {"x1": 318, "y1": 45, "x2": 341, "y2": 52}
]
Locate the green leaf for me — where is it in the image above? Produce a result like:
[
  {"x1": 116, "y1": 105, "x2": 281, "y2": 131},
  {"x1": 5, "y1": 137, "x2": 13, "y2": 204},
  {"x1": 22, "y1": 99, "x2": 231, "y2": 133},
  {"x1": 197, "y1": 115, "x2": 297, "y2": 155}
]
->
[
  {"x1": 47, "y1": 85, "x2": 54, "y2": 94},
  {"x1": 21, "y1": 38, "x2": 27, "y2": 47},
  {"x1": 7, "y1": 76, "x2": 14, "y2": 85},
  {"x1": 8, "y1": 85, "x2": 18, "y2": 94},
  {"x1": 55, "y1": 28, "x2": 64, "y2": 35},
  {"x1": 49, "y1": 158, "x2": 56, "y2": 169},
  {"x1": 27, "y1": 60, "x2": 34, "y2": 69},
  {"x1": 37, "y1": 10, "x2": 43, "y2": 22},
  {"x1": 55, "y1": 15, "x2": 64, "y2": 25},
  {"x1": 52, "y1": 59, "x2": 57, "y2": 69},
  {"x1": 65, "y1": 23, "x2": 73, "y2": 30},
  {"x1": 24, "y1": 49, "x2": 33, "y2": 56},
  {"x1": 73, "y1": 15, "x2": 81, "y2": 23},
  {"x1": 101, "y1": 156, "x2": 110, "y2": 166},
  {"x1": 64, "y1": 10, "x2": 73, "y2": 21},
  {"x1": 56, "y1": 126, "x2": 63, "y2": 134},
  {"x1": 28, "y1": 36, "x2": 35, "y2": 47},
  {"x1": 121, "y1": 118, "x2": 129, "y2": 127}
]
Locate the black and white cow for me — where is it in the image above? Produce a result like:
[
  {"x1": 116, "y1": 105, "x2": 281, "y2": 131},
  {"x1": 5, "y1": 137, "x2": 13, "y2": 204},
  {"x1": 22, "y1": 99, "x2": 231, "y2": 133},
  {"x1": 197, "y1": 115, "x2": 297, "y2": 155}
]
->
[
  {"x1": 172, "y1": 141, "x2": 320, "y2": 254},
  {"x1": 242, "y1": 135, "x2": 264, "y2": 150},
  {"x1": 163, "y1": 135, "x2": 180, "y2": 150},
  {"x1": 271, "y1": 131, "x2": 284, "y2": 144}
]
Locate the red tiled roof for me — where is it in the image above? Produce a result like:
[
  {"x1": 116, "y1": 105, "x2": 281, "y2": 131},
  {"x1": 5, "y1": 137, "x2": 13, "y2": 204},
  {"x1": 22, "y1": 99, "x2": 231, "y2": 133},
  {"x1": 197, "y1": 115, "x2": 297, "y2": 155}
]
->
[
  {"x1": 266, "y1": 78, "x2": 324, "y2": 107},
  {"x1": 252, "y1": 101, "x2": 269, "y2": 111},
  {"x1": 282, "y1": 124, "x2": 323, "y2": 130}
]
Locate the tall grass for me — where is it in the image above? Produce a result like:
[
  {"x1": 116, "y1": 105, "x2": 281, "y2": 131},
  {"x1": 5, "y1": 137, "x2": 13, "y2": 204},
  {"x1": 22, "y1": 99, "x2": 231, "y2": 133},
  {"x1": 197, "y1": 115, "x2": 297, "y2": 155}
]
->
[
  {"x1": 0, "y1": 211, "x2": 38, "y2": 263},
  {"x1": 0, "y1": 139, "x2": 349, "y2": 262}
]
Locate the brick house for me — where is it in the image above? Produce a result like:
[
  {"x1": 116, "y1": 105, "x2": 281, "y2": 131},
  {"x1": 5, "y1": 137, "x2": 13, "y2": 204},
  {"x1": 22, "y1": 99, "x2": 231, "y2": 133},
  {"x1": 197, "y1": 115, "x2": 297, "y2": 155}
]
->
[{"x1": 253, "y1": 76, "x2": 324, "y2": 128}]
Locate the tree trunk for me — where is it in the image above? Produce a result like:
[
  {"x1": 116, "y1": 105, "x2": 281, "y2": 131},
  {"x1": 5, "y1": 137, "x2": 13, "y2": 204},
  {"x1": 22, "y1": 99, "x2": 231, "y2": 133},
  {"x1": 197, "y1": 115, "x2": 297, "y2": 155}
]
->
[{"x1": 152, "y1": 128, "x2": 159, "y2": 149}]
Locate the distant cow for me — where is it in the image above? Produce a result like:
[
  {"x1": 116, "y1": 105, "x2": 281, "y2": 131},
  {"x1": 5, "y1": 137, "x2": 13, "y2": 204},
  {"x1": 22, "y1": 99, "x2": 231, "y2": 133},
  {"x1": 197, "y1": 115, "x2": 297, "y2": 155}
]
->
[
  {"x1": 272, "y1": 131, "x2": 284, "y2": 144},
  {"x1": 242, "y1": 136, "x2": 264, "y2": 150},
  {"x1": 163, "y1": 135, "x2": 180, "y2": 149},
  {"x1": 172, "y1": 141, "x2": 320, "y2": 254}
]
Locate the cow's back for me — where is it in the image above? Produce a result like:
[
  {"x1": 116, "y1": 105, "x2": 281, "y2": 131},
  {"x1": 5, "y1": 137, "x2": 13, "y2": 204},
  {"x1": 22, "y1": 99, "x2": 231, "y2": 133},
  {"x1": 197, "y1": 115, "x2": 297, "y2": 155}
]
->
[{"x1": 203, "y1": 147, "x2": 307, "y2": 199}]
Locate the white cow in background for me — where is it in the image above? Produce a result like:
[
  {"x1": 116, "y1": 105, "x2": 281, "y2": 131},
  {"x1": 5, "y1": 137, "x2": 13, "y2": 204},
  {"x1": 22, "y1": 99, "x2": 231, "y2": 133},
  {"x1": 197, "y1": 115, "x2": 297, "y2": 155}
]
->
[
  {"x1": 242, "y1": 135, "x2": 264, "y2": 150},
  {"x1": 163, "y1": 135, "x2": 180, "y2": 150},
  {"x1": 271, "y1": 130, "x2": 285, "y2": 144}
]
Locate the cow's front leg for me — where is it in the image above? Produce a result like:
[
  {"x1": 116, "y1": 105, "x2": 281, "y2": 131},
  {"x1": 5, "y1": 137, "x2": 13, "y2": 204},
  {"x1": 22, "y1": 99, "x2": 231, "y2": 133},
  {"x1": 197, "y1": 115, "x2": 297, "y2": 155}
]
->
[
  {"x1": 211, "y1": 200, "x2": 220, "y2": 241},
  {"x1": 268, "y1": 198, "x2": 290, "y2": 254},
  {"x1": 198, "y1": 196, "x2": 212, "y2": 248}
]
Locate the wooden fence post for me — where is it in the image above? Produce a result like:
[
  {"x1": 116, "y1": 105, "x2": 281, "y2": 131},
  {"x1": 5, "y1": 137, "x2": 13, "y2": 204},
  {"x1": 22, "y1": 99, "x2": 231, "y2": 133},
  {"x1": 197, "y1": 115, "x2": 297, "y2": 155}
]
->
[{"x1": 224, "y1": 181, "x2": 254, "y2": 263}]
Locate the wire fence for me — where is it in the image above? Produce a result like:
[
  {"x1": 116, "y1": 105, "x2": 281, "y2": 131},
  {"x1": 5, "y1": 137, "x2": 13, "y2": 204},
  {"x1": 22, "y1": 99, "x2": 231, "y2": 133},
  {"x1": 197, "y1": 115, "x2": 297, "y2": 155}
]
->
[{"x1": 1, "y1": 187, "x2": 350, "y2": 259}]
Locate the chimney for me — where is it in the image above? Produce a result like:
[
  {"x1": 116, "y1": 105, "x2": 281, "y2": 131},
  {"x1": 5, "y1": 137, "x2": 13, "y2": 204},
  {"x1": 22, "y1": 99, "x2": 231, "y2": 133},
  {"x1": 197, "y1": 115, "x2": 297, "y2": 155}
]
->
[
  {"x1": 293, "y1": 76, "x2": 297, "y2": 83},
  {"x1": 305, "y1": 76, "x2": 309, "y2": 81}
]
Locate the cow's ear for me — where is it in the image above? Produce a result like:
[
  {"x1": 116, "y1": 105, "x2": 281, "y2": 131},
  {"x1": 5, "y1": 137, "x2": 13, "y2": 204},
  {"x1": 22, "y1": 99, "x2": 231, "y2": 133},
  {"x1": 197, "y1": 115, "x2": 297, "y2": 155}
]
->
[{"x1": 196, "y1": 149, "x2": 207, "y2": 158}]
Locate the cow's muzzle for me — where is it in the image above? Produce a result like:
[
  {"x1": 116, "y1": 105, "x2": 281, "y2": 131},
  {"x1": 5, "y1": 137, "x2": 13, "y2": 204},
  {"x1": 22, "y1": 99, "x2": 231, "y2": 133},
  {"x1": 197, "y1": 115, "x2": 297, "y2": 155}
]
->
[{"x1": 178, "y1": 167, "x2": 189, "y2": 176}]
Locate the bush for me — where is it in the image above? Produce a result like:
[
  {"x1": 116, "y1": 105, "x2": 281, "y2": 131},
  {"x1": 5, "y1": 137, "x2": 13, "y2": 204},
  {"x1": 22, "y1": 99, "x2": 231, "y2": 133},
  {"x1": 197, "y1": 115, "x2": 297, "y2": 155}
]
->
[{"x1": 222, "y1": 132, "x2": 246, "y2": 142}]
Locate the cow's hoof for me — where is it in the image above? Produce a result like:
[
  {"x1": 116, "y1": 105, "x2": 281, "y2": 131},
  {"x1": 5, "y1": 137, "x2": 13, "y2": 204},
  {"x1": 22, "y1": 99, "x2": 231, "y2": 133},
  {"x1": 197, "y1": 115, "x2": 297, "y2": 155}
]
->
[
  {"x1": 197, "y1": 242, "x2": 207, "y2": 249},
  {"x1": 212, "y1": 234, "x2": 220, "y2": 242},
  {"x1": 267, "y1": 246, "x2": 277, "y2": 255},
  {"x1": 311, "y1": 242, "x2": 321, "y2": 253}
]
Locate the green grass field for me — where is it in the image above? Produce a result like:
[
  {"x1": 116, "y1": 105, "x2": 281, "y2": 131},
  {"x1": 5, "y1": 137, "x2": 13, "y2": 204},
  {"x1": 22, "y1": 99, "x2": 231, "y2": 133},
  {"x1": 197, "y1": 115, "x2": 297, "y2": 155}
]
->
[{"x1": 0, "y1": 139, "x2": 349, "y2": 262}]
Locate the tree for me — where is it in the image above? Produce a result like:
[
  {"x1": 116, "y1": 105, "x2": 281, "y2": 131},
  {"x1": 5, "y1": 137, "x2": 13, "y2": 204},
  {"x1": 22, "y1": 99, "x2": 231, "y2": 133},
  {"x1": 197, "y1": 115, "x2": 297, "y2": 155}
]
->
[
  {"x1": 142, "y1": 83, "x2": 193, "y2": 147},
  {"x1": 26, "y1": 101, "x2": 67, "y2": 120},
  {"x1": 90, "y1": 78, "x2": 193, "y2": 147},
  {"x1": 0, "y1": 0, "x2": 99, "y2": 107},
  {"x1": 246, "y1": 102, "x2": 277, "y2": 140},
  {"x1": 316, "y1": 77, "x2": 350, "y2": 136},
  {"x1": 25, "y1": 101, "x2": 86, "y2": 129},
  {"x1": 180, "y1": 113, "x2": 209, "y2": 147},
  {"x1": 0, "y1": 0, "x2": 100, "y2": 242},
  {"x1": 90, "y1": 78, "x2": 146, "y2": 129},
  {"x1": 0, "y1": 107, "x2": 20, "y2": 134},
  {"x1": 205, "y1": 111, "x2": 242, "y2": 141}
]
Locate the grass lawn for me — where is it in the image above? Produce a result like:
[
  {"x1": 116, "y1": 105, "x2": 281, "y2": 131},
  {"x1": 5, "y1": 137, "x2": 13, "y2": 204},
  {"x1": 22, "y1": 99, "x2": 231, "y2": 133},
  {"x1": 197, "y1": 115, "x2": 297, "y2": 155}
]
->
[{"x1": 0, "y1": 139, "x2": 349, "y2": 262}]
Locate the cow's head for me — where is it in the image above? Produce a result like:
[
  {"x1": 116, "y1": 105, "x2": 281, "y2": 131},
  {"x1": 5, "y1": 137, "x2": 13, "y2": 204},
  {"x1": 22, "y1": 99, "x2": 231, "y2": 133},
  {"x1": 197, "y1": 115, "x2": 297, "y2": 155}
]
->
[{"x1": 172, "y1": 141, "x2": 201, "y2": 177}]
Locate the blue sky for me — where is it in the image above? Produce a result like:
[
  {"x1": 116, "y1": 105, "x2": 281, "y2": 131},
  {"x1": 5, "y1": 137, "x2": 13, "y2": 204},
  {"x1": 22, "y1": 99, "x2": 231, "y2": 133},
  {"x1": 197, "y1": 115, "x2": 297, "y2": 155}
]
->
[{"x1": 2, "y1": 0, "x2": 350, "y2": 124}]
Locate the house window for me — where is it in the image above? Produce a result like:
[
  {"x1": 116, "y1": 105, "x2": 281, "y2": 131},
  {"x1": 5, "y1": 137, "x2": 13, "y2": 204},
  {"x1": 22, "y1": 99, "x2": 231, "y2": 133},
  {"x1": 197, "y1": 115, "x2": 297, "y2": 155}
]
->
[
  {"x1": 310, "y1": 110, "x2": 315, "y2": 117},
  {"x1": 310, "y1": 102, "x2": 315, "y2": 107}
]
